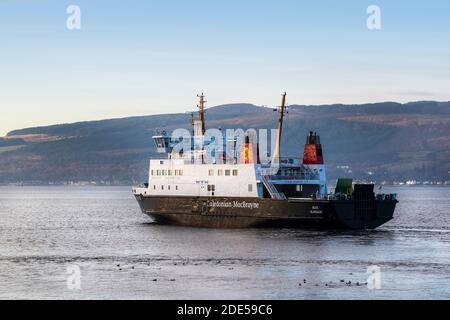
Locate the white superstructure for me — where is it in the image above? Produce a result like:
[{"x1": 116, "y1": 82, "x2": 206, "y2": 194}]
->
[
  {"x1": 133, "y1": 93, "x2": 328, "y2": 200},
  {"x1": 145, "y1": 161, "x2": 259, "y2": 197}
]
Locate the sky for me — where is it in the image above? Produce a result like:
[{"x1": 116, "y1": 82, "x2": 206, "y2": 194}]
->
[{"x1": 0, "y1": 0, "x2": 449, "y2": 136}]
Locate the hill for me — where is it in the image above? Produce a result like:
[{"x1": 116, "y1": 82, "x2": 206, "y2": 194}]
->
[{"x1": 1, "y1": 101, "x2": 450, "y2": 185}]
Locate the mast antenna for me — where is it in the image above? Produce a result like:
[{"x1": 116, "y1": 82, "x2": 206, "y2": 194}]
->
[
  {"x1": 190, "y1": 112, "x2": 195, "y2": 135},
  {"x1": 271, "y1": 92, "x2": 287, "y2": 165},
  {"x1": 197, "y1": 93, "x2": 207, "y2": 135}
]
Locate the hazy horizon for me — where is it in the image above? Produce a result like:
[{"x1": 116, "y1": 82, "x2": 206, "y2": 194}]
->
[{"x1": 1, "y1": 0, "x2": 450, "y2": 136}]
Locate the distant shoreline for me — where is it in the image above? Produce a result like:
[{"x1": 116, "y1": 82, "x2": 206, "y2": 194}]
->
[{"x1": 2, "y1": 102, "x2": 449, "y2": 187}]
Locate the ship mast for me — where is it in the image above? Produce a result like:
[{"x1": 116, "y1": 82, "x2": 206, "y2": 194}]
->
[
  {"x1": 190, "y1": 112, "x2": 195, "y2": 136},
  {"x1": 271, "y1": 92, "x2": 287, "y2": 164},
  {"x1": 197, "y1": 93, "x2": 206, "y2": 136}
]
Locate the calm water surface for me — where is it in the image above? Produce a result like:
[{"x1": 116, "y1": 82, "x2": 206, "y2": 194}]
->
[{"x1": 0, "y1": 186, "x2": 449, "y2": 299}]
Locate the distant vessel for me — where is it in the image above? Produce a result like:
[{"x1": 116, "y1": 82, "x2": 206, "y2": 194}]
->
[{"x1": 133, "y1": 93, "x2": 397, "y2": 229}]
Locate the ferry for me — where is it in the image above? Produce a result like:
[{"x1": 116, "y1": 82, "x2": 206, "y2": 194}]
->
[{"x1": 133, "y1": 93, "x2": 397, "y2": 229}]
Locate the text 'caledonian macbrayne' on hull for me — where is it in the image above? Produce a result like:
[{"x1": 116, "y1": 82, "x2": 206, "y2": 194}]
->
[{"x1": 133, "y1": 93, "x2": 398, "y2": 230}]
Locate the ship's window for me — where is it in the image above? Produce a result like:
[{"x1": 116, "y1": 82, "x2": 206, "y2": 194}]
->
[
  {"x1": 160, "y1": 161, "x2": 164, "y2": 165},
  {"x1": 161, "y1": 185, "x2": 164, "y2": 190},
  {"x1": 225, "y1": 169, "x2": 231, "y2": 176},
  {"x1": 233, "y1": 169, "x2": 238, "y2": 176},
  {"x1": 168, "y1": 170, "x2": 172, "y2": 176},
  {"x1": 151, "y1": 170, "x2": 154, "y2": 176},
  {"x1": 157, "y1": 170, "x2": 161, "y2": 176},
  {"x1": 179, "y1": 170, "x2": 183, "y2": 176},
  {"x1": 168, "y1": 185, "x2": 170, "y2": 190},
  {"x1": 162, "y1": 170, "x2": 167, "y2": 176},
  {"x1": 208, "y1": 185, "x2": 215, "y2": 192},
  {"x1": 174, "y1": 170, "x2": 178, "y2": 176},
  {"x1": 153, "y1": 185, "x2": 156, "y2": 190},
  {"x1": 208, "y1": 169, "x2": 214, "y2": 176},
  {"x1": 218, "y1": 169, "x2": 223, "y2": 176},
  {"x1": 176, "y1": 186, "x2": 178, "y2": 190},
  {"x1": 248, "y1": 184, "x2": 253, "y2": 192}
]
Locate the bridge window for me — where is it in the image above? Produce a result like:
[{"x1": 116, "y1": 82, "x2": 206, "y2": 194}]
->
[
  {"x1": 208, "y1": 169, "x2": 214, "y2": 176},
  {"x1": 225, "y1": 169, "x2": 231, "y2": 176},
  {"x1": 218, "y1": 169, "x2": 223, "y2": 176},
  {"x1": 233, "y1": 169, "x2": 238, "y2": 176},
  {"x1": 157, "y1": 170, "x2": 161, "y2": 176},
  {"x1": 155, "y1": 138, "x2": 163, "y2": 148}
]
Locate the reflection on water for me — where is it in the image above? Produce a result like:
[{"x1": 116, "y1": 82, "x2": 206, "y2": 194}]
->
[{"x1": 0, "y1": 186, "x2": 449, "y2": 299}]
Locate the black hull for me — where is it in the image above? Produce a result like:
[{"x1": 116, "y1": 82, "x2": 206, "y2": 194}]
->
[{"x1": 135, "y1": 195, "x2": 397, "y2": 230}]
